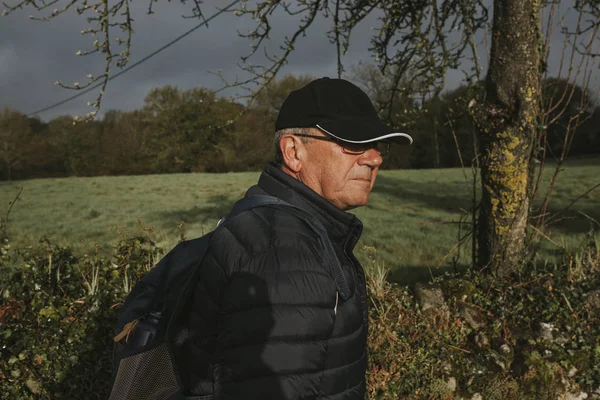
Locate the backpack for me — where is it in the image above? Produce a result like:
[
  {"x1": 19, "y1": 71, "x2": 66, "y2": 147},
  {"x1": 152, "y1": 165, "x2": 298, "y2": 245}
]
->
[{"x1": 108, "y1": 195, "x2": 350, "y2": 400}]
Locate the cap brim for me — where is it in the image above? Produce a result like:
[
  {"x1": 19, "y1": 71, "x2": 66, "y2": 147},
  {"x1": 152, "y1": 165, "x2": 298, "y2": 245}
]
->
[{"x1": 316, "y1": 119, "x2": 413, "y2": 146}]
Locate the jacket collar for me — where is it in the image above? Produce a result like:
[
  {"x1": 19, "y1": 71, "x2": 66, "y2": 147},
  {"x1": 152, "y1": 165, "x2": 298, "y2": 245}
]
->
[{"x1": 245, "y1": 162, "x2": 363, "y2": 250}]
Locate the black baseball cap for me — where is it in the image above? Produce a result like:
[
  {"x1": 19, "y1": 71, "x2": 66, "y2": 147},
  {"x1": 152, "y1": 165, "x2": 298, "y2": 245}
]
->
[{"x1": 275, "y1": 77, "x2": 413, "y2": 145}]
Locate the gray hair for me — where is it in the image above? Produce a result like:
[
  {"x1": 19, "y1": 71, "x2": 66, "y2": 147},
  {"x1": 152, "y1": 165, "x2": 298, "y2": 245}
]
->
[{"x1": 273, "y1": 127, "x2": 313, "y2": 166}]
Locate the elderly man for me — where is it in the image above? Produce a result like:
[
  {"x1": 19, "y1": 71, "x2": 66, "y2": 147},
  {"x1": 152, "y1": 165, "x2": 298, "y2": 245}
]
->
[{"x1": 183, "y1": 77, "x2": 412, "y2": 400}]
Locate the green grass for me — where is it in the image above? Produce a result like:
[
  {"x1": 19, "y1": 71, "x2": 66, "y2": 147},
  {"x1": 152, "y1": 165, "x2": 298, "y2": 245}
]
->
[{"x1": 2, "y1": 158, "x2": 599, "y2": 284}]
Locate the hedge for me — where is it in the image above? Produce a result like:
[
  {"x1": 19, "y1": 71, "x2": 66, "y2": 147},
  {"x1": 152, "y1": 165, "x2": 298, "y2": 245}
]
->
[{"x1": 1, "y1": 230, "x2": 599, "y2": 399}]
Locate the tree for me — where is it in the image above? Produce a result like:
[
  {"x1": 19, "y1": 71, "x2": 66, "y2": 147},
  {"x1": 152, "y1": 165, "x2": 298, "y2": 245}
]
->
[
  {"x1": 0, "y1": 108, "x2": 39, "y2": 180},
  {"x1": 347, "y1": 62, "x2": 420, "y2": 169},
  {"x1": 4, "y1": 0, "x2": 599, "y2": 275},
  {"x1": 142, "y1": 85, "x2": 242, "y2": 173},
  {"x1": 44, "y1": 114, "x2": 105, "y2": 176},
  {"x1": 100, "y1": 109, "x2": 156, "y2": 175},
  {"x1": 216, "y1": 109, "x2": 274, "y2": 171},
  {"x1": 473, "y1": 0, "x2": 541, "y2": 274},
  {"x1": 46, "y1": 115, "x2": 79, "y2": 176},
  {"x1": 253, "y1": 74, "x2": 315, "y2": 116},
  {"x1": 541, "y1": 77, "x2": 599, "y2": 159}
]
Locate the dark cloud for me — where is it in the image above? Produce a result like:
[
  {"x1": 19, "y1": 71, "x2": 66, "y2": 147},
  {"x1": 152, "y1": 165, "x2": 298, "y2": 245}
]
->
[
  {"x1": 0, "y1": 0, "x2": 375, "y2": 120},
  {"x1": 0, "y1": 1, "x2": 596, "y2": 121}
]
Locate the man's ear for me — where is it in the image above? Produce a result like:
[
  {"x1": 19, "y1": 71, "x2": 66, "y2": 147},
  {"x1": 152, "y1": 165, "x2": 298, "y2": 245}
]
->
[{"x1": 280, "y1": 135, "x2": 306, "y2": 173}]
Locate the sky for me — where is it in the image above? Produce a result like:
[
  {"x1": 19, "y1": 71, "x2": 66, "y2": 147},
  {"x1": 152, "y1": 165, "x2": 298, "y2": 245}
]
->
[{"x1": 0, "y1": 0, "x2": 597, "y2": 121}]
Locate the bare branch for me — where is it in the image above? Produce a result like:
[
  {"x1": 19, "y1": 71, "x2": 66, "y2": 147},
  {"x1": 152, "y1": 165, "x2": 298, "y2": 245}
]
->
[
  {"x1": 332, "y1": 0, "x2": 343, "y2": 77},
  {"x1": 563, "y1": 0, "x2": 600, "y2": 57},
  {"x1": 181, "y1": 0, "x2": 207, "y2": 20},
  {"x1": 214, "y1": 0, "x2": 323, "y2": 107}
]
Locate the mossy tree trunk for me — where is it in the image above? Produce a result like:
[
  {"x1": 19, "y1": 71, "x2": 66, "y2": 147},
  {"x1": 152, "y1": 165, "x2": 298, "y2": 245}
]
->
[{"x1": 478, "y1": 0, "x2": 541, "y2": 276}]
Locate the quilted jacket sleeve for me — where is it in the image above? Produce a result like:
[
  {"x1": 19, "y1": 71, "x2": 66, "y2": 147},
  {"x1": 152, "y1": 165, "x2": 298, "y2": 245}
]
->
[{"x1": 212, "y1": 235, "x2": 339, "y2": 400}]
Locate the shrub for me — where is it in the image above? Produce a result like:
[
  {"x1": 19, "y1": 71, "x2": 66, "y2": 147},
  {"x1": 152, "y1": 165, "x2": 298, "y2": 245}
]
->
[
  {"x1": 0, "y1": 234, "x2": 161, "y2": 399},
  {"x1": 1, "y1": 229, "x2": 598, "y2": 399},
  {"x1": 365, "y1": 233, "x2": 600, "y2": 399}
]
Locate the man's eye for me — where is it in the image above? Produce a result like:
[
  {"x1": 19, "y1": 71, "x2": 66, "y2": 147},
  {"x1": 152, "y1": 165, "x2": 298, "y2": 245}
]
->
[{"x1": 345, "y1": 144, "x2": 367, "y2": 153}]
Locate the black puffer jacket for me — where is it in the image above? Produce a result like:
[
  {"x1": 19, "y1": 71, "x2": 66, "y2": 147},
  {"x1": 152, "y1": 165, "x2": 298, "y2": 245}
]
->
[{"x1": 182, "y1": 162, "x2": 368, "y2": 400}]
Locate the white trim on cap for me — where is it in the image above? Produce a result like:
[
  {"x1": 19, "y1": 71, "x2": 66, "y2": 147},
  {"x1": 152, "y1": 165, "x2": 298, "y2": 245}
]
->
[{"x1": 316, "y1": 124, "x2": 413, "y2": 145}]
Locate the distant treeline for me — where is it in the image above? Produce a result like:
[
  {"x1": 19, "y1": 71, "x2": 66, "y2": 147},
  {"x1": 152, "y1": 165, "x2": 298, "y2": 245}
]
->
[{"x1": 1, "y1": 71, "x2": 599, "y2": 180}]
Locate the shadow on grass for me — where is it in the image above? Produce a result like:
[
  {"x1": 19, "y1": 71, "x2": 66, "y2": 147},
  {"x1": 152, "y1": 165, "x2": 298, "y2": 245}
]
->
[
  {"x1": 372, "y1": 174, "x2": 473, "y2": 213},
  {"x1": 534, "y1": 204, "x2": 600, "y2": 236},
  {"x1": 374, "y1": 174, "x2": 600, "y2": 236},
  {"x1": 155, "y1": 195, "x2": 238, "y2": 227}
]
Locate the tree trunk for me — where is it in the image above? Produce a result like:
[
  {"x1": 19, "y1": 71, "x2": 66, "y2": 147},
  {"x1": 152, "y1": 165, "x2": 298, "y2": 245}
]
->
[
  {"x1": 433, "y1": 116, "x2": 440, "y2": 168},
  {"x1": 478, "y1": 0, "x2": 541, "y2": 276}
]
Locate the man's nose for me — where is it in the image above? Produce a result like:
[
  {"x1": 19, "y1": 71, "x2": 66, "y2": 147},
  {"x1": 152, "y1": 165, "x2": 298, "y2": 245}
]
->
[{"x1": 357, "y1": 148, "x2": 383, "y2": 168}]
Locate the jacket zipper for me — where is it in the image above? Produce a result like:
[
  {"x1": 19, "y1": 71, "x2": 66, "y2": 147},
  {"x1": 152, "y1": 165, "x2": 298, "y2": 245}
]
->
[
  {"x1": 334, "y1": 291, "x2": 339, "y2": 315},
  {"x1": 342, "y1": 225, "x2": 369, "y2": 329}
]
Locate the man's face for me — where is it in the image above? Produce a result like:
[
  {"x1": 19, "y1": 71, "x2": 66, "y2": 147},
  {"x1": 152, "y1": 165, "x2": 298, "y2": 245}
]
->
[{"x1": 297, "y1": 129, "x2": 383, "y2": 210}]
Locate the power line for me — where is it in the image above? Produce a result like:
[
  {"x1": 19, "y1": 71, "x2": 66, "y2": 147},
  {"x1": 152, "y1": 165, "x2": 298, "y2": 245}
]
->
[{"x1": 28, "y1": 0, "x2": 240, "y2": 117}]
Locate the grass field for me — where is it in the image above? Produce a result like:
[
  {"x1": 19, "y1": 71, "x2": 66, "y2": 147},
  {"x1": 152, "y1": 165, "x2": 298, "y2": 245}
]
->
[{"x1": 2, "y1": 158, "x2": 599, "y2": 284}]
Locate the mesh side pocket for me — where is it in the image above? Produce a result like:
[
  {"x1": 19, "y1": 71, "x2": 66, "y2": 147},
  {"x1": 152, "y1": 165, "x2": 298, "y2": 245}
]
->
[{"x1": 109, "y1": 342, "x2": 180, "y2": 400}]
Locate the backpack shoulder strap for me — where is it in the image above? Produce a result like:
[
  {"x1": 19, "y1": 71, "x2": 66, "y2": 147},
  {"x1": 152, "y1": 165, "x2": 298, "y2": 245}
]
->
[
  {"x1": 218, "y1": 195, "x2": 286, "y2": 226},
  {"x1": 219, "y1": 195, "x2": 350, "y2": 300}
]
